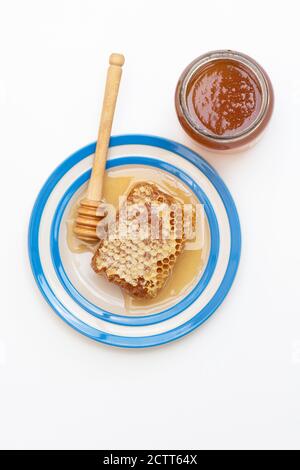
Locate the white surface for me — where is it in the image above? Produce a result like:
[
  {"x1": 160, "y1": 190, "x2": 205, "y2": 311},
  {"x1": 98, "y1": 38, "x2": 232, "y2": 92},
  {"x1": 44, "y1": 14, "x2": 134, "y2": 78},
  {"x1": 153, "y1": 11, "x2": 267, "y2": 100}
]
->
[{"x1": 0, "y1": 0, "x2": 300, "y2": 451}]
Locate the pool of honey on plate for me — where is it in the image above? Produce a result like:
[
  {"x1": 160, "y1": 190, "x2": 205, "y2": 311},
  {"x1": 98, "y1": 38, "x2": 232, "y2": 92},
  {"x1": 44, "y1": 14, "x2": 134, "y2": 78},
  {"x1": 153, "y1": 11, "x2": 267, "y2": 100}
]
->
[{"x1": 66, "y1": 165, "x2": 210, "y2": 314}]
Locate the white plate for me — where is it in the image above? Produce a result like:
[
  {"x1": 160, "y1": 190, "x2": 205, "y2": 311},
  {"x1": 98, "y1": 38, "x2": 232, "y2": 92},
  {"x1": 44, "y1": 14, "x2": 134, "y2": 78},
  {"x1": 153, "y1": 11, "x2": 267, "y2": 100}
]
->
[{"x1": 28, "y1": 135, "x2": 241, "y2": 348}]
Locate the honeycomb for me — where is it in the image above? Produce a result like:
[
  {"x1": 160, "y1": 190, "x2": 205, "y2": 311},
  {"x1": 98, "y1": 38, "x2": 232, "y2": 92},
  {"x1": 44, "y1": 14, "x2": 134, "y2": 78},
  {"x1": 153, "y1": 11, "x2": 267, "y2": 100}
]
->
[{"x1": 91, "y1": 182, "x2": 187, "y2": 298}]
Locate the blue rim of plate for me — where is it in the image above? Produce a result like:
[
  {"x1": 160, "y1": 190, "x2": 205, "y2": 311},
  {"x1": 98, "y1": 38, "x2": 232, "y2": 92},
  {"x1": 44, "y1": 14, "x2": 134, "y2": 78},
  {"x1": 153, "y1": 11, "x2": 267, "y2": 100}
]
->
[
  {"x1": 28, "y1": 134, "x2": 241, "y2": 348},
  {"x1": 50, "y1": 156, "x2": 220, "y2": 326}
]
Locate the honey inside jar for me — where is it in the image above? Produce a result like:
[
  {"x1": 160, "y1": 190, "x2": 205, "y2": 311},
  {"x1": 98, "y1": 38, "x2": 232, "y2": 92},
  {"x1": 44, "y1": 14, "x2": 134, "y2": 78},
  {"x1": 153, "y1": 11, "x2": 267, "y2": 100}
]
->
[
  {"x1": 175, "y1": 50, "x2": 274, "y2": 151},
  {"x1": 187, "y1": 59, "x2": 263, "y2": 137}
]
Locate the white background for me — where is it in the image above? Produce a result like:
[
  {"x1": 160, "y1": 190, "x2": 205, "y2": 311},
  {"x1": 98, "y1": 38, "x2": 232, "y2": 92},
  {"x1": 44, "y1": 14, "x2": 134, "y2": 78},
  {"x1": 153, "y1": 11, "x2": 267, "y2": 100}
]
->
[{"x1": 0, "y1": 0, "x2": 300, "y2": 450}]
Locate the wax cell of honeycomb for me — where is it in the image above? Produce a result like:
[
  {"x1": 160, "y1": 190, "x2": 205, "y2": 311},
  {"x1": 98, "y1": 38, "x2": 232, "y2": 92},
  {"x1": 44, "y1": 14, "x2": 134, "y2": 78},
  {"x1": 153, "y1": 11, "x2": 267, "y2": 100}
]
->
[{"x1": 92, "y1": 182, "x2": 187, "y2": 299}]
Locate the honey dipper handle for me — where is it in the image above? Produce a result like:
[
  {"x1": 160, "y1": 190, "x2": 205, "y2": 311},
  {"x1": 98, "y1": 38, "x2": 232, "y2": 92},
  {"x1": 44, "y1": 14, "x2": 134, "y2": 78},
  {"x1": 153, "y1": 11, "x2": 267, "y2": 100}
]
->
[{"x1": 87, "y1": 53, "x2": 125, "y2": 201}]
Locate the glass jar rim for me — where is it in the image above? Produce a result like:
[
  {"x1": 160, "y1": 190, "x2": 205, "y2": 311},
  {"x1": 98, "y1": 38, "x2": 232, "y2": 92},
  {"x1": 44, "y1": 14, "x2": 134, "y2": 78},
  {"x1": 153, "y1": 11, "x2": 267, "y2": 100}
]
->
[{"x1": 178, "y1": 50, "x2": 271, "y2": 142}]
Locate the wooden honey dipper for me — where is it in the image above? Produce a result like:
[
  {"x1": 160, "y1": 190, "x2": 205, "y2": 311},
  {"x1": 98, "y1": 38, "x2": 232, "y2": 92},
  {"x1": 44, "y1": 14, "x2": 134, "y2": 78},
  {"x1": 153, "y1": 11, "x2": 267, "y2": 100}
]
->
[{"x1": 73, "y1": 53, "x2": 125, "y2": 243}]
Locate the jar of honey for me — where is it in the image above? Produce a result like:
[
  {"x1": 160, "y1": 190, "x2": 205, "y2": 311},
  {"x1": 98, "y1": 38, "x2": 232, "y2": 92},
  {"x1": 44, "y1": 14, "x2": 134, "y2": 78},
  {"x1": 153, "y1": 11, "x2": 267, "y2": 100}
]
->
[{"x1": 175, "y1": 50, "x2": 274, "y2": 151}]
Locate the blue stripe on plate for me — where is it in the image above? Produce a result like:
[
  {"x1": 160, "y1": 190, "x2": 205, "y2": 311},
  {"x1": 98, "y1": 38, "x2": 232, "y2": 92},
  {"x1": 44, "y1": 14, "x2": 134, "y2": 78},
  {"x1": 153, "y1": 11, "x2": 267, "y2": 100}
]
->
[
  {"x1": 28, "y1": 135, "x2": 241, "y2": 348},
  {"x1": 50, "y1": 157, "x2": 220, "y2": 326}
]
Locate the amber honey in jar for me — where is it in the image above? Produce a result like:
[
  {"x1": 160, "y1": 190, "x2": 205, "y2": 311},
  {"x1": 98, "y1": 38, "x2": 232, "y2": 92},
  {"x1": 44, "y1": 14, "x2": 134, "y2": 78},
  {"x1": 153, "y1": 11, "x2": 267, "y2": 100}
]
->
[{"x1": 175, "y1": 50, "x2": 274, "y2": 151}]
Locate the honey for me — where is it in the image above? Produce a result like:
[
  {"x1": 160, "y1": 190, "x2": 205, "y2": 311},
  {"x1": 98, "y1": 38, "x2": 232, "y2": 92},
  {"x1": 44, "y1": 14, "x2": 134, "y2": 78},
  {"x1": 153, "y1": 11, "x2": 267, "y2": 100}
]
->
[
  {"x1": 187, "y1": 59, "x2": 262, "y2": 137},
  {"x1": 92, "y1": 182, "x2": 187, "y2": 298},
  {"x1": 175, "y1": 50, "x2": 274, "y2": 151},
  {"x1": 66, "y1": 165, "x2": 209, "y2": 313}
]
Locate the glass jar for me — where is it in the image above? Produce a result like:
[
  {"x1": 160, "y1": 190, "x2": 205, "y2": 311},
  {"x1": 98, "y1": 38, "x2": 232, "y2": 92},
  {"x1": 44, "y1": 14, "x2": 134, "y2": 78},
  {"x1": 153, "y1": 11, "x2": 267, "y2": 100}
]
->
[{"x1": 175, "y1": 50, "x2": 274, "y2": 152}]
